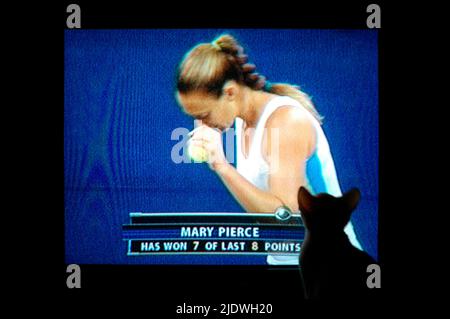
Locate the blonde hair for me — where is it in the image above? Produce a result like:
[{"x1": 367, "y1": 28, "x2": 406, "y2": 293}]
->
[{"x1": 176, "y1": 34, "x2": 323, "y2": 123}]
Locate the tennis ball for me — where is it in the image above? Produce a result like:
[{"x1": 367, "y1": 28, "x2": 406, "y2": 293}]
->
[{"x1": 188, "y1": 143, "x2": 208, "y2": 163}]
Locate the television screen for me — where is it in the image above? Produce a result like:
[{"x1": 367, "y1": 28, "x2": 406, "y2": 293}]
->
[{"x1": 64, "y1": 29, "x2": 378, "y2": 266}]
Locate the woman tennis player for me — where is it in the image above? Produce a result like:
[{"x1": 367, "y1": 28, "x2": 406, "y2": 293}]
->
[{"x1": 175, "y1": 34, "x2": 362, "y2": 265}]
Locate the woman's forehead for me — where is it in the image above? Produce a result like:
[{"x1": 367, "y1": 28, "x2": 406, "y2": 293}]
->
[{"x1": 176, "y1": 91, "x2": 217, "y2": 115}]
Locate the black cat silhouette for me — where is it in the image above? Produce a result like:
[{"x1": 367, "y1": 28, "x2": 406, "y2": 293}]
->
[{"x1": 298, "y1": 186, "x2": 376, "y2": 300}]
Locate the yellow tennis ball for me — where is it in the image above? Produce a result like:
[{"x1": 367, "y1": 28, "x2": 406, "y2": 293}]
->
[{"x1": 188, "y1": 144, "x2": 208, "y2": 163}]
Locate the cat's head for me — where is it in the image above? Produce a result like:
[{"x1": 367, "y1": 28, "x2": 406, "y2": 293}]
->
[{"x1": 297, "y1": 186, "x2": 360, "y2": 234}]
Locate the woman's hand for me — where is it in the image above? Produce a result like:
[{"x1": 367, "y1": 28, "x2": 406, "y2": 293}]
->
[{"x1": 188, "y1": 125, "x2": 228, "y2": 171}]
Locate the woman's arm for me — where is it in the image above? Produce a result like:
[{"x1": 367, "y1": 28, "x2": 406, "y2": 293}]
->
[
  {"x1": 190, "y1": 126, "x2": 287, "y2": 213},
  {"x1": 263, "y1": 106, "x2": 316, "y2": 212},
  {"x1": 214, "y1": 162, "x2": 286, "y2": 213},
  {"x1": 189, "y1": 106, "x2": 316, "y2": 213},
  {"x1": 215, "y1": 106, "x2": 315, "y2": 213}
]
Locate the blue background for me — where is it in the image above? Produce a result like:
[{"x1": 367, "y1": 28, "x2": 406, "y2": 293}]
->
[{"x1": 64, "y1": 29, "x2": 378, "y2": 264}]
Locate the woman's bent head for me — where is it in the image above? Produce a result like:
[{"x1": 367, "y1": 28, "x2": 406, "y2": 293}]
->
[{"x1": 175, "y1": 34, "x2": 322, "y2": 127}]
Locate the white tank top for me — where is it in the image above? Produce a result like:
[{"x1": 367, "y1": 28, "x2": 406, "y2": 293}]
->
[{"x1": 235, "y1": 96, "x2": 362, "y2": 265}]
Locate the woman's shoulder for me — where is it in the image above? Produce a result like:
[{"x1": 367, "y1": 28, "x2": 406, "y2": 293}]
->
[
  {"x1": 264, "y1": 103, "x2": 317, "y2": 157},
  {"x1": 265, "y1": 104, "x2": 315, "y2": 131}
]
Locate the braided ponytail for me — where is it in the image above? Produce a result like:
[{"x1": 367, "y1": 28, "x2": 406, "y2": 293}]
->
[
  {"x1": 213, "y1": 35, "x2": 267, "y2": 91},
  {"x1": 177, "y1": 34, "x2": 323, "y2": 123}
]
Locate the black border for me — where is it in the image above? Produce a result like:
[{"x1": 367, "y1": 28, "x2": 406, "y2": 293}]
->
[{"x1": 27, "y1": 0, "x2": 400, "y2": 308}]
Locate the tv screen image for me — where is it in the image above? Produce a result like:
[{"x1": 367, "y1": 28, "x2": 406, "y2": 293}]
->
[{"x1": 64, "y1": 29, "x2": 378, "y2": 266}]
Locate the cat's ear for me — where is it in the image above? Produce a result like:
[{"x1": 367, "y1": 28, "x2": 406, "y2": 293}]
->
[
  {"x1": 342, "y1": 188, "x2": 360, "y2": 212},
  {"x1": 298, "y1": 186, "x2": 315, "y2": 213}
]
